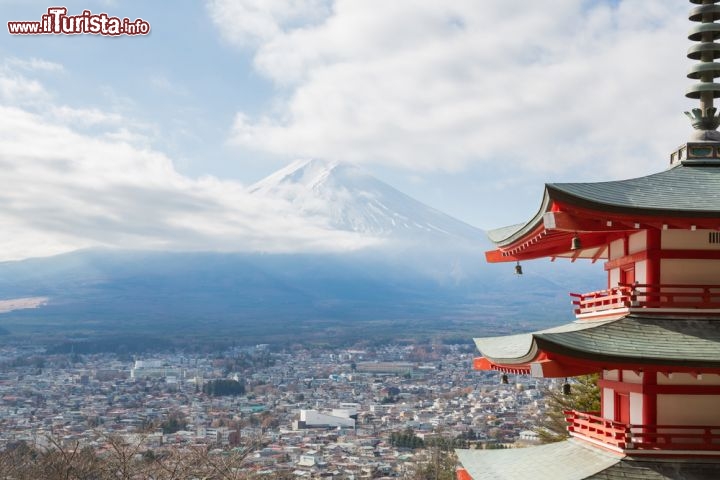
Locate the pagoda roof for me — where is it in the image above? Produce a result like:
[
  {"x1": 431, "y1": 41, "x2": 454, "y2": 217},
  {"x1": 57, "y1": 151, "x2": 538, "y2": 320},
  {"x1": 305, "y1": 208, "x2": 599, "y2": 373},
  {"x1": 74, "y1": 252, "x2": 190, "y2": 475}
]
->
[
  {"x1": 456, "y1": 440, "x2": 720, "y2": 480},
  {"x1": 456, "y1": 439, "x2": 621, "y2": 480},
  {"x1": 475, "y1": 315, "x2": 720, "y2": 369},
  {"x1": 487, "y1": 163, "x2": 720, "y2": 260},
  {"x1": 548, "y1": 164, "x2": 720, "y2": 219}
]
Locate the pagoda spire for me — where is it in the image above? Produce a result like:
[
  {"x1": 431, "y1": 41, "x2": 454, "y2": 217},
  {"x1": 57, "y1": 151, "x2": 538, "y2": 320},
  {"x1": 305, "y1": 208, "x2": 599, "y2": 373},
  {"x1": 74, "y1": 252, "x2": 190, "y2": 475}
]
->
[{"x1": 685, "y1": 0, "x2": 720, "y2": 131}]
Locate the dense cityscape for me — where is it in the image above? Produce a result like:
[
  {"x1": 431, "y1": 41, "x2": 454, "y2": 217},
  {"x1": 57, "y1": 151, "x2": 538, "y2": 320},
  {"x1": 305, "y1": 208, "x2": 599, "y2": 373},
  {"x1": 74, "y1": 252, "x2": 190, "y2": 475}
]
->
[{"x1": 0, "y1": 341, "x2": 552, "y2": 478}]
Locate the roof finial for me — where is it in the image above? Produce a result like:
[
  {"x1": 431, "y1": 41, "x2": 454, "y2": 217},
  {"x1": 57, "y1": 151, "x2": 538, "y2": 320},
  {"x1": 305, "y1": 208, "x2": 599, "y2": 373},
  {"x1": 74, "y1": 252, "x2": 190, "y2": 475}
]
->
[{"x1": 685, "y1": 0, "x2": 720, "y2": 131}]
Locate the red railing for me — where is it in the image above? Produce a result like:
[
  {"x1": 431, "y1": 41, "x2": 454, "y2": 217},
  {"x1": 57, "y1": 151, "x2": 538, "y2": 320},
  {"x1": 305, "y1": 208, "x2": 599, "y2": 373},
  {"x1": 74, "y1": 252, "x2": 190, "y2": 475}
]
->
[
  {"x1": 631, "y1": 283, "x2": 720, "y2": 309},
  {"x1": 564, "y1": 410, "x2": 720, "y2": 451},
  {"x1": 571, "y1": 283, "x2": 720, "y2": 316},
  {"x1": 571, "y1": 285, "x2": 633, "y2": 315},
  {"x1": 564, "y1": 410, "x2": 631, "y2": 448}
]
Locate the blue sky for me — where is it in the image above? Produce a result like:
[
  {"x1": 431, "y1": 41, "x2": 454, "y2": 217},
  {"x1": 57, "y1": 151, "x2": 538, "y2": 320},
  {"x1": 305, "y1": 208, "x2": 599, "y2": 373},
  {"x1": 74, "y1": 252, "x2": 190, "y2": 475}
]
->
[{"x1": 0, "y1": 1, "x2": 695, "y2": 260}]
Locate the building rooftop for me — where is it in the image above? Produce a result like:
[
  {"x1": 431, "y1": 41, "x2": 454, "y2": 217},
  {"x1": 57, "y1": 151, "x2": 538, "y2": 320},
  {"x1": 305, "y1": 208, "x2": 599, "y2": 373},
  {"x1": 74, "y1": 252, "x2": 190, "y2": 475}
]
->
[
  {"x1": 475, "y1": 315, "x2": 720, "y2": 370},
  {"x1": 548, "y1": 163, "x2": 720, "y2": 217},
  {"x1": 488, "y1": 162, "x2": 720, "y2": 248}
]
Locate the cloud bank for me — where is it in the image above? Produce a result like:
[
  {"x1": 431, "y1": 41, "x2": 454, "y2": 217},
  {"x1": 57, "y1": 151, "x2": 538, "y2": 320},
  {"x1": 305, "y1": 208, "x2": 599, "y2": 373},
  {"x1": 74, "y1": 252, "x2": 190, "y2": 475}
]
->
[
  {"x1": 0, "y1": 1, "x2": 697, "y2": 260},
  {"x1": 0, "y1": 63, "x2": 376, "y2": 261},
  {"x1": 210, "y1": 0, "x2": 690, "y2": 178}
]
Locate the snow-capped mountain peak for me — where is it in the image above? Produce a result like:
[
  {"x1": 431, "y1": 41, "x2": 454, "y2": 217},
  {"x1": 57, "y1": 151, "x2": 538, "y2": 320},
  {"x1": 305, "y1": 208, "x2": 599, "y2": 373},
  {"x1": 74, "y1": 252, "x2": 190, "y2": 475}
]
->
[
  {"x1": 249, "y1": 159, "x2": 484, "y2": 243},
  {"x1": 248, "y1": 159, "x2": 343, "y2": 195}
]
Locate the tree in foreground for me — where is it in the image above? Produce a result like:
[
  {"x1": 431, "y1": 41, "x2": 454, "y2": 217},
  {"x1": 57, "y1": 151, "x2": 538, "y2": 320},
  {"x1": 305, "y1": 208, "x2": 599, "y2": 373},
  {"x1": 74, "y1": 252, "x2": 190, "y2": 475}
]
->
[
  {"x1": 0, "y1": 432, "x2": 265, "y2": 480},
  {"x1": 536, "y1": 374, "x2": 600, "y2": 443}
]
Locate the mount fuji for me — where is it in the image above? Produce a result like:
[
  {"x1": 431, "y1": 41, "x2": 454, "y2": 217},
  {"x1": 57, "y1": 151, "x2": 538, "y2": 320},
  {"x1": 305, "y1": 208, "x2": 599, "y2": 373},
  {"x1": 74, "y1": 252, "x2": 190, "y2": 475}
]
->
[
  {"x1": 0, "y1": 159, "x2": 601, "y2": 349},
  {"x1": 249, "y1": 159, "x2": 485, "y2": 245}
]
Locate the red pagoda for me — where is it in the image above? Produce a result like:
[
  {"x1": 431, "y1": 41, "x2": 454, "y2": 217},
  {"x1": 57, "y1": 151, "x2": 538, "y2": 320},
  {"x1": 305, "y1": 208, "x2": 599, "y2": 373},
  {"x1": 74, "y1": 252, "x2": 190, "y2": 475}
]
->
[{"x1": 456, "y1": 1, "x2": 720, "y2": 478}]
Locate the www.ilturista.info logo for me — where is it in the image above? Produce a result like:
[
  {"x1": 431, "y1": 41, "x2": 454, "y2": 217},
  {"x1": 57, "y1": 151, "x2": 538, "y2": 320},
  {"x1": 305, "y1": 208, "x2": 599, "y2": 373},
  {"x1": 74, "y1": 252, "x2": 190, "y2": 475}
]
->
[{"x1": 8, "y1": 7, "x2": 150, "y2": 36}]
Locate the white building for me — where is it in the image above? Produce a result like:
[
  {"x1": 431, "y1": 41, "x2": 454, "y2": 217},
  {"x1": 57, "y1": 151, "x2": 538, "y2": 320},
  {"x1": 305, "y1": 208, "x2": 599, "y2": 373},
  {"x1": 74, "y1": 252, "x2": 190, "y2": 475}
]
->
[{"x1": 293, "y1": 409, "x2": 355, "y2": 430}]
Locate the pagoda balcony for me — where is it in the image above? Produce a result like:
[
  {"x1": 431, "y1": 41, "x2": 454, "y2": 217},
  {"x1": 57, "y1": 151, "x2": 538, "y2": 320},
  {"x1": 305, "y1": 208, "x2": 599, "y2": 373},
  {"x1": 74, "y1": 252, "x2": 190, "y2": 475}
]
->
[
  {"x1": 564, "y1": 410, "x2": 720, "y2": 453},
  {"x1": 571, "y1": 283, "x2": 720, "y2": 318}
]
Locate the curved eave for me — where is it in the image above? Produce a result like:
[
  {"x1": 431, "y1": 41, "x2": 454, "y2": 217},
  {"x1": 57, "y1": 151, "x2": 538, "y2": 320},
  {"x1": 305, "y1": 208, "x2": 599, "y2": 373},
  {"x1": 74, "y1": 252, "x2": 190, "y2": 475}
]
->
[
  {"x1": 485, "y1": 229, "x2": 610, "y2": 263},
  {"x1": 486, "y1": 191, "x2": 551, "y2": 248},
  {"x1": 475, "y1": 315, "x2": 720, "y2": 371},
  {"x1": 484, "y1": 190, "x2": 569, "y2": 263},
  {"x1": 484, "y1": 165, "x2": 720, "y2": 263},
  {"x1": 474, "y1": 319, "x2": 614, "y2": 365},
  {"x1": 473, "y1": 333, "x2": 539, "y2": 367},
  {"x1": 484, "y1": 186, "x2": 615, "y2": 263}
]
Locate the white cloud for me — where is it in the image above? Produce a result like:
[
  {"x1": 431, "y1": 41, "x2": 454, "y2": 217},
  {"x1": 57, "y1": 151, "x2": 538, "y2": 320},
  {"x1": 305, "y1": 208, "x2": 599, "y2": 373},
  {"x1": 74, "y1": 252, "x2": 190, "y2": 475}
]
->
[
  {"x1": 206, "y1": 0, "x2": 331, "y2": 46},
  {"x1": 0, "y1": 66, "x2": 378, "y2": 261},
  {"x1": 6, "y1": 57, "x2": 64, "y2": 72},
  {"x1": 0, "y1": 74, "x2": 47, "y2": 103},
  {"x1": 210, "y1": 0, "x2": 690, "y2": 179},
  {"x1": 49, "y1": 105, "x2": 125, "y2": 126},
  {"x1": 0, "y1": 58, "x2": 62, "y2": 105},
  {"x1": 0, "y1": 60, "x2": 165, "y2": 152}
]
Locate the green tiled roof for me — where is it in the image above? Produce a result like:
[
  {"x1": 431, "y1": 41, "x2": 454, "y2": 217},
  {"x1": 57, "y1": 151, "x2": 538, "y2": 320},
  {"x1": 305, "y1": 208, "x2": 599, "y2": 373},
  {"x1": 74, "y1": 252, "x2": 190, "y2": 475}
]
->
[
  {"x1": 487, "y1": 164, "x2": 720, "y2": 246},
  {"x1": 475, "y1": 316, "x2": 720, "y2": 367},
  {"x1": 548, "y1": 165, "x2": 720, "y2": 217},
  {"x1": 538, "y1": 316, "x2": 720, "y2": 366},
  {"x1": 473, "y1": 320, "x2": 614, "y2": 365},
  {"x1": 588, "y1": 459, "x2": 720, "y2": 480}
]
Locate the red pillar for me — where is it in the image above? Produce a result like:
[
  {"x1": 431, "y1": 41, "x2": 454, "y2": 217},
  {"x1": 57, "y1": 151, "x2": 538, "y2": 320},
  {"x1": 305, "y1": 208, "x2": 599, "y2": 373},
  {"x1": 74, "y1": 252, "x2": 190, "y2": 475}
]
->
[
  {"x1": 642, "y1": 370, "x2": 657, "y2": 445},
  {"x1": 645, "y1": 229, "x2": 661, "y2": 306},
  {"x1": 645, "y1": 229, "x2": 661, "y2": 285}
]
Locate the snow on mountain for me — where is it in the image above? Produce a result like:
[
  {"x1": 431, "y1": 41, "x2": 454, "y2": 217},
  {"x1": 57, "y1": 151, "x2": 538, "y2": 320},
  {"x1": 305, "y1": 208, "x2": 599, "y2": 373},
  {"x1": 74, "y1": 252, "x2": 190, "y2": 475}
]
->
[{"x1": 249, "y1": 159, "x2": 485, "y2": 243}]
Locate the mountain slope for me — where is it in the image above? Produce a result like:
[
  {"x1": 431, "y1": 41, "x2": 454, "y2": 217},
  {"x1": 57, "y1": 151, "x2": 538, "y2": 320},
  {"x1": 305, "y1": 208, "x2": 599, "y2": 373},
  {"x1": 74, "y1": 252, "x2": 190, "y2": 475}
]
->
[{"x1": 249, "y1": 159, "x2": 485, "y2": 243}]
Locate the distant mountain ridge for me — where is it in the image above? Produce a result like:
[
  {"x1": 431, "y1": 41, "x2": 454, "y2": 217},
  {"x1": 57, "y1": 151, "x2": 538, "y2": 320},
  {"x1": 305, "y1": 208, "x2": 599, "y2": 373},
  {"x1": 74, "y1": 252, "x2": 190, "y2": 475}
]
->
[
  {"x1": 0, "y1": 160, "x2": 603, "y2": 347},
  {"x1": 0, "y1": 248, "x2": 600, "y2": 346}
]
